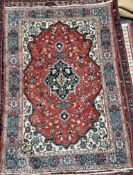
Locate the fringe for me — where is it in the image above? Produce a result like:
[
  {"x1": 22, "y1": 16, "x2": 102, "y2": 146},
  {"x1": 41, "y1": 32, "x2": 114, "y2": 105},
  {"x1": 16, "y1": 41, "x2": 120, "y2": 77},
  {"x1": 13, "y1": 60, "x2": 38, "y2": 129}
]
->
[
  {"x1": 50, "y1": 168, "x2": 133, "y2": 175},
  {"x1": 0, "y1": 168, "x2": 133, "y2": 175},
  {"x1": 4, "y1": 0, "x2": 109, "y2": 7}
]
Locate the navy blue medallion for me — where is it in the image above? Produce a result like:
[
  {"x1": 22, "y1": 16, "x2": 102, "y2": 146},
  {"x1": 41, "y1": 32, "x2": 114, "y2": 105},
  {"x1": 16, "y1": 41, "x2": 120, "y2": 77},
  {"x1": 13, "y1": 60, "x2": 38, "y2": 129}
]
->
[{"x1": 44, "y1": 61, "x2": 79, "y2": 100}]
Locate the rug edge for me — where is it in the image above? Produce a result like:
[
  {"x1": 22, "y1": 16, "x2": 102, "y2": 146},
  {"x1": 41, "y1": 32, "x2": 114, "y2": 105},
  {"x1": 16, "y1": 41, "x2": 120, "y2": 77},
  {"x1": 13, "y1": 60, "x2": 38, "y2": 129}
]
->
[
  {"x1": 114, "y1": 0, "x2": 133, "y2": 171},
  {"x1": 0, "y1": 0, "x2": 4, "y2": 173},
  {"x1": 0, "y1": 0, "x2": 133, "y2": 174}
]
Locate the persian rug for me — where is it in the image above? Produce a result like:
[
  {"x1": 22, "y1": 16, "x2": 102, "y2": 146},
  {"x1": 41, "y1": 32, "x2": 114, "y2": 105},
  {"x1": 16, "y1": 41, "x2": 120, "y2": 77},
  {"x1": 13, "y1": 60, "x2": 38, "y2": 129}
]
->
[
  {"x1": 122, "y1": 21, "x2": 133, "y2": 85},
  {"x1": 0, "y1": 0, "x2": 133, "y2": 174}
]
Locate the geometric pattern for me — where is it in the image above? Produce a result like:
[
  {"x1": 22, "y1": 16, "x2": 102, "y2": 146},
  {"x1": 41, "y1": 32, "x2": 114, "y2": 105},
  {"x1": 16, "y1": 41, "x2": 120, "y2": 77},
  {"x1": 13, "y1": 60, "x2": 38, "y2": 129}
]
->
[
  {"x1": 45, "y1": 60, "x2": 79, "y2": 100},
  {"x1": 60, "y1": 110, "x2": 70, "y2": 121},
  {"x1": 122, "y1": 23, "x2": 133, "y2": 85}
]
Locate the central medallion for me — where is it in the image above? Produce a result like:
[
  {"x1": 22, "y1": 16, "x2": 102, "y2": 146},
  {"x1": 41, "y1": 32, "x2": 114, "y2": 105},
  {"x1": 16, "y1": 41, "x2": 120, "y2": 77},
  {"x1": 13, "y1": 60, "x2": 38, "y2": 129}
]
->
[{"x1": 45, "y1": 61, "x2": 79, "y2": 100}]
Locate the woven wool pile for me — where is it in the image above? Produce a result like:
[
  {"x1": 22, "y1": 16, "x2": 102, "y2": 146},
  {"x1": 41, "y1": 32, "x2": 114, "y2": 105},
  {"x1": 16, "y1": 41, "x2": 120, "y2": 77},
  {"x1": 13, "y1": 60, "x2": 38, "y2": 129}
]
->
[{"x1": 0, "y1": 0, "x2": 133, "y2": 174}]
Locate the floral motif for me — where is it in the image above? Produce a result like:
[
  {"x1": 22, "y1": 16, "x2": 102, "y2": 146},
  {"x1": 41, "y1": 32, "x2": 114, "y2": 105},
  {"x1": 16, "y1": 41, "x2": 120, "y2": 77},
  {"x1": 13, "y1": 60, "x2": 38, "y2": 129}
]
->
[
  {"x1": 24, "y1": 22, "x2": 101, "y2": 147},
  {"x1": 2, "y1": 3, "x2": 131, "y2": 174}
]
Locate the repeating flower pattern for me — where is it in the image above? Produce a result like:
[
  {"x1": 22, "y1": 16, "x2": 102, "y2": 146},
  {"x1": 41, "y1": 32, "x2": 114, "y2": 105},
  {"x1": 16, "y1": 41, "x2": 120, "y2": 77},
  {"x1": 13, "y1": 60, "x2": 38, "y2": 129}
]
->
[{"x1": 24, "y1": 22, "x2": 101, "y2": 147}]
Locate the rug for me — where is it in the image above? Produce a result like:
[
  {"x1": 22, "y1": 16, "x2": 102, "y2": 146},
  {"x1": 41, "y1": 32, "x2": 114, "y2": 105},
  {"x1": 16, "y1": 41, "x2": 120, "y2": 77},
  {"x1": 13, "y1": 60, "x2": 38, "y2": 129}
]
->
[
  {"x1": 0, "y1": 0, "x2": 133, "y2": 174},
  {"x1": 122, "y1": 21, "x2": 133, "y2": 85}
]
